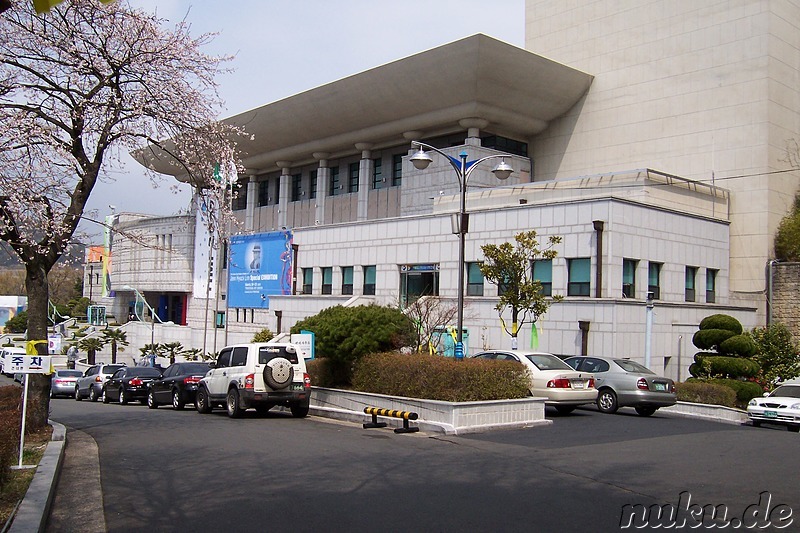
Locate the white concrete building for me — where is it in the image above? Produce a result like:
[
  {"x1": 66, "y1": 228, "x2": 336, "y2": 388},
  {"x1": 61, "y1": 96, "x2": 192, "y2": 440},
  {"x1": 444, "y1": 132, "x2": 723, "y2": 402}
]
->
[{"x1": 98, "y1": 2, "x2": 800, "y2": 380}]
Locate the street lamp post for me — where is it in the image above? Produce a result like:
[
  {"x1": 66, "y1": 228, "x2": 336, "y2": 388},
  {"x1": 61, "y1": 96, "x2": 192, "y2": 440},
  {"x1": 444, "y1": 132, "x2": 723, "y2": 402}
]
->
[
  {"x1": 122, "y1": 285, "x2": 161, "y2": 359},
  {"x1": 409, "y1": 141, "x2": 513, "y2": 359}
]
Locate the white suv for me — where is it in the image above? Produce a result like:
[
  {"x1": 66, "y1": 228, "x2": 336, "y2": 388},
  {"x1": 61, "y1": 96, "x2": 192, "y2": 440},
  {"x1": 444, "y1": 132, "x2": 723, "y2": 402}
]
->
[{"x1": 195, "y1": 342, "x2": 311, "y2": 418}]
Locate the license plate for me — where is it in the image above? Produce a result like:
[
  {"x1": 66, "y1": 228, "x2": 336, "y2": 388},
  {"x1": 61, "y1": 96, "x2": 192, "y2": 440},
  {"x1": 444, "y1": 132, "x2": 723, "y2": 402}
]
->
[
  {"x1": 764, "y1": 410, "x2": 778, "y2": 418},
  {"x1": 291, "y1": 383, "x2": 304, "y2": 391},
  {"x1": 653, "y1": 382, "x2": 666, "y2": 391},
  {"x1": 572, "y1": 381, "x2": 585, "y2": 389}
]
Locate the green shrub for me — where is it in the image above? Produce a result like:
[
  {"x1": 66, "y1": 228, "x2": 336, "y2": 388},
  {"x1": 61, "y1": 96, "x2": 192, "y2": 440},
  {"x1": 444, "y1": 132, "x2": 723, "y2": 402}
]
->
[
  {"x1": 351, "y1": 352, "x2": 530, "y2": 402},
  {"x1": 251, "y1": 328, "x2": 274, "y2": 343},
  {"x1": 692, "y1": 329, "x2": 735, "y2": 350},
  {"x1": 676, "y1": 381, "x2": 737, "y2": 407},
  {"x1": 699, "y1": 314, "x2": 743, "y2": 334},
  {"x1": 291, "y1": 305, "x2": 416, "y2": 386},
  {"x1": 706, "y1": 378, "x2": 764, "y2": 406},
  {"x1": 306, "y1": 358, "x2": 338, "y2": 388},
  {"x1": 690, "y1": 355, "x2": 760, "y2": 379},
  {"x1": 749, "y1": 323, "x2": 800, "y2": 385},
  {"x1": 4, "y1": 311, "x2": 27, "y2": 334}
]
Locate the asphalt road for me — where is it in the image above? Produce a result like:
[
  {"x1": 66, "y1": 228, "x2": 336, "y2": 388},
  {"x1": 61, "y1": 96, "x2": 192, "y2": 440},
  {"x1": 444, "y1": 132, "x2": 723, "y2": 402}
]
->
[{"x1": 48, "y1": 399, "x2": 800, "y2": 532}]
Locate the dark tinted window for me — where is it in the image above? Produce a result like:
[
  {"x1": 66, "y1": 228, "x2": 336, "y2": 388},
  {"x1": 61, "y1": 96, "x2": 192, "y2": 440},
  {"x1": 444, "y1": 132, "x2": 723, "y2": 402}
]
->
[
  {"x1": 217, "y1": 349, "x2": 232, "y2": 368},
  {"x1": 771, "y1": 386, "x2": 800, "y2": 399},
  {"x1": 614, "y1": 359, "x2": 654, "y2": 374},
  {"x1": 178, "y1": 363, "x2": 212, "y2": 375},
  {"x1": 258, "y1": 345, "x2": 299, "y2": 364},
  {"x1": 103, "y1": 365, "x2": 124, "y2": 375},
  {"x1": 231, "y1": 347, "x2": 248, "y2": 367},
  {"x1": 524, "y1": 354, "x2": 573, "y2": 371},
  {"x1": 129, "y1": 367, "x2": 162, "y2": 377},
  {"x1": 472, "y1": 352, "x2": 496, "y2": 360},
  {"x1": 57, "y1": 370, "x2": 83, "y2": 377}
]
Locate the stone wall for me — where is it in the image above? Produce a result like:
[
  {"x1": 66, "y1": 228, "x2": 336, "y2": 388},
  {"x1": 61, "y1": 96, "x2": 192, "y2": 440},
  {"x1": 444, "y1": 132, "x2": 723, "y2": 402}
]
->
[{"x1": 771, "y1": 262, "x2": 800, "y2": 338}]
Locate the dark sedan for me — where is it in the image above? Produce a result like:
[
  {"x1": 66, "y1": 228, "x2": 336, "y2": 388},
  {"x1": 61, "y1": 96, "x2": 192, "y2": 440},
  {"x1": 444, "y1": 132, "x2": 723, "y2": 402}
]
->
[
  {"x1": 102, "y1": 367, "x2": 163, "y2": 405},
  {"x1": 147, "y1": 362, "x2": 211, "y2": 410}
]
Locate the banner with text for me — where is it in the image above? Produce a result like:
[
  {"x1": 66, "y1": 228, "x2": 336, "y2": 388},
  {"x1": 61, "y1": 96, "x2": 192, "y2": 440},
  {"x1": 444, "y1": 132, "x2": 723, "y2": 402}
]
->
[{"x1": 228, "y1": 230, "x2": 294, "y2": 308}]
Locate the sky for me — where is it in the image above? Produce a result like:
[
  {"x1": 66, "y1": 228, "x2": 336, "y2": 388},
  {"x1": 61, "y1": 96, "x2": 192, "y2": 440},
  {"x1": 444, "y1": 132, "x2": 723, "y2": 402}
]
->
[{"x1": 84, "y1": 0, "x2": 525, "y2": 231}]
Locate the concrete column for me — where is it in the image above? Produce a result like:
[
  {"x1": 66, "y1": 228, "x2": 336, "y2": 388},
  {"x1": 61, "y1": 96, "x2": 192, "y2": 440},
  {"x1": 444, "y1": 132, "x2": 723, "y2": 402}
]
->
[
  {"x1": 313, "y1": 152, "x2": 329, "y2": 226},
  {"x1": 459, "y1": 118, "x2": 488, "y2": 147},
  {"x1": 354, "y1": 265, "x2": 365, "y2": 295},
  {"x1": 276, "y1": 161, "x2": 291, "y2": 228},
  {"x1": 245, "y1": 174, "x2": 257, "y2": 231},
  {"x1": 355, "y1": 143, "x2": 372, "y2": 221}
]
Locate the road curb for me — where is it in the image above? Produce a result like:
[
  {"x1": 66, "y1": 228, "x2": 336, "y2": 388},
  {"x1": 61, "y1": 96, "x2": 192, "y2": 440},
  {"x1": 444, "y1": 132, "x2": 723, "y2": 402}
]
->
[{"x1": 8, "y1": 420, "x2": 66, "y2": 533}]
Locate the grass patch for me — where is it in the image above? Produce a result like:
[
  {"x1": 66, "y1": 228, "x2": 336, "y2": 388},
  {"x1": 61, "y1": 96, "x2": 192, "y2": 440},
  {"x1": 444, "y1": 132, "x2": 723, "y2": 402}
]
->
[{"x1": 0, "y1": 384, "x2": 53, "y2": 528}]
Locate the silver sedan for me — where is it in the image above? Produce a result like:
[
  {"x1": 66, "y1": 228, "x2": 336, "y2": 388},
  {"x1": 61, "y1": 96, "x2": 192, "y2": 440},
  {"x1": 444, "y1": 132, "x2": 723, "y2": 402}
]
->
[
  {"x1": 564, "y1": 356, "x2": 676, "y2": 416},
  {"x1": 50, "y1": 369, "x2": 84, "y2": 398}
]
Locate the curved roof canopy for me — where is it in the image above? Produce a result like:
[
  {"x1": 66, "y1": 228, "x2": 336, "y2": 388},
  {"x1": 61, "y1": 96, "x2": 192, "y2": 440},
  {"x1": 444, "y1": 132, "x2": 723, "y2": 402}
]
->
[{"x1": 143, "y1": 34, "x2": 593, "y2": 178}]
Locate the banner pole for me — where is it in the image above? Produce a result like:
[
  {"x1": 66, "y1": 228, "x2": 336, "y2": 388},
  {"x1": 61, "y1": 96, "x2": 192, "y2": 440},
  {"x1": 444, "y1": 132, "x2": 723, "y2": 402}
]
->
[{"x1": 17, "y1": 374, "x2": 29, "y2": 468}]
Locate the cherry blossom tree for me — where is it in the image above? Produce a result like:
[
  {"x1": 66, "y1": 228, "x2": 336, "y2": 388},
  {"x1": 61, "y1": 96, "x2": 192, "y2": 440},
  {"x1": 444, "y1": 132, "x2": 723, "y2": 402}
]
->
[{"x1": 0, "y1": 0, "x2": 242, "y2": 424}]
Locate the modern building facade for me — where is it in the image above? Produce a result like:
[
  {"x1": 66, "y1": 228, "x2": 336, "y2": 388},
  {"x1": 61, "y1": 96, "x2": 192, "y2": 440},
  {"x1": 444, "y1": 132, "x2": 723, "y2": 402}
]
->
[{"x1": 96, "y1": 2, "x2": 800, "y2": 380}]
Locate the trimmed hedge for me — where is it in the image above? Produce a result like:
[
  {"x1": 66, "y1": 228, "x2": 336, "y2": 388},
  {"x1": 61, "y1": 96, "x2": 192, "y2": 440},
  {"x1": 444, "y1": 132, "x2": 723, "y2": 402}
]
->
[
  {"x1": 690, "y1": 354, "x2": 760, "y2": 379},
  {"x1": 675, "y1": 381, "x2": 737, "y2": 408},
  {"x1": 351, "y1": 352, "x2": 530, "y2": 402},
  {"x1": 706, "y1": 378, "x2": 764, "y2": 405},
  {"x1": 699, "y1": 314, "x2": 743, "y2": 334},
  {"x1": 718, "y1": 334, "x2": 757, "y2": 357},
  {"x1": 0, "y1": 386, "x2": 21, "y2": 489},
  {"x1": 306, "y1": 358, "x2": 337, "y2": 388}
]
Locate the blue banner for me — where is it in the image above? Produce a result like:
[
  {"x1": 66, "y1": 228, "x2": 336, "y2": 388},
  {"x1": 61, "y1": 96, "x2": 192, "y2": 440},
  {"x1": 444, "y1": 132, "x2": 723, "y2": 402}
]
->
[{"x1": 228, "y1": 230, "x2": 294, "y2": 308}]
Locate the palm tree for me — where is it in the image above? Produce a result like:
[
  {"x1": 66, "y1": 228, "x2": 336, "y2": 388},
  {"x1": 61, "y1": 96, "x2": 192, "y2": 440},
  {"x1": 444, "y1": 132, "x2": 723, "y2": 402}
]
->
[
  {"x1": 161, "y1": 341, "x2": 184, "y2": 365},
  {"x1": 100, "y1": 328, "x2": 129, "y2": 364},
  {"x1": 77, "y1": 337, "x2": 104, "y2": 365}
]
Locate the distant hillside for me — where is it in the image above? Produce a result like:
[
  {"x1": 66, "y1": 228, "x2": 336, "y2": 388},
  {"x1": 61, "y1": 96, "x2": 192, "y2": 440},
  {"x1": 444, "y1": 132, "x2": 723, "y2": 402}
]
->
[{"x1": 0, "y1": 241, "x2": 86, "y2": 270}]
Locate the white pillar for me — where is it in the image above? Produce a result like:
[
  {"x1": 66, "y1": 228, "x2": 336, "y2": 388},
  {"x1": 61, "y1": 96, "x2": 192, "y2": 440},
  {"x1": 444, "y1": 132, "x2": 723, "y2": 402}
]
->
[
  {"x1": 355, "y1": 143, "x2": 372, "y2": 221},
  {"x1": 313, "y1": 152, "x2": 329, "y2": 226},
  {"x1": 276, "y1": 161, "x2": 291, "y2": 228}
]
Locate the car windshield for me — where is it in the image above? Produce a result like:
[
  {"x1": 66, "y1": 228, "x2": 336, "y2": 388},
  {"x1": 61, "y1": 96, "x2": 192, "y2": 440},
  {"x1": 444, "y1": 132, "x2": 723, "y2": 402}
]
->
[
  {"x1": 524, "y1": 354, "x2": 574, "y2": 371},
  {"x1": 258, "y1": 346, "x2": 298, "y2": 364},
  {"x1": 179, "y1": 363, "x2": 212, "y2": 374},
  {"x1": 614, "y1": 359, "x2": 655, "y2": 374},
  {"x1": 771, "y1": 386, "x2": 800, "y2": 398},
  {"x1": 104, "y1": 365, "x2": 124, "y2": 374},
  {"x1": 57, "y1": 370, "x2": 83, "y2": 377},
  {"x1": 129, "y1": 368, "x2": 162, "y2": 377}
]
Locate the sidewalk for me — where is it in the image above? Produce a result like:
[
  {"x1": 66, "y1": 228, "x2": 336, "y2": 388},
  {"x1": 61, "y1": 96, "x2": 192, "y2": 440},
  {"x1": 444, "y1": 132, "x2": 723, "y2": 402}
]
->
[{"x1": 44, "y1": 428, "x2": 106, "y2": 533}]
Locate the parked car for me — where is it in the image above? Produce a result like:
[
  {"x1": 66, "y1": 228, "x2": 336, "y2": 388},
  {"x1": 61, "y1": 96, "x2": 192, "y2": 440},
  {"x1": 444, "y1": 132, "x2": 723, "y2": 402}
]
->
[
  {"x1": 50, "y1": 369, "x2": 83, "y2": 398},
  {"x1": 471, "y1": 350, "x2": 597, "y2": 414},
  {"x1": 147, "y1": 361, "x2": 212, "y2": 410},
  {"x1": 563, "y1": 356, "x2": 677, "y2": 416},
  {"x1": 1, "y1": 346, "x2": 26, "y2": 377},
  {"x1": 195, "y1": 342, "x2": 311, "y2": 418},
  {"x1": 747, "y1": 384, "x2": 800, "y2": 432},
  {"x1": 102, "y1": 366, "x2": 163, "y2": 405},
  {"x1": 75, "y1": 363, "x2": 126, "y2": 402}
]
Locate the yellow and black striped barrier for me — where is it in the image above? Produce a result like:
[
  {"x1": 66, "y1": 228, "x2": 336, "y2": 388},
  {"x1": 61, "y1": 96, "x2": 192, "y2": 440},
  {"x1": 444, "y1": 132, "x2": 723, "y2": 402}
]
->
[{"x1": 363, "y1": 407, "x2": 419, "y2": 434}]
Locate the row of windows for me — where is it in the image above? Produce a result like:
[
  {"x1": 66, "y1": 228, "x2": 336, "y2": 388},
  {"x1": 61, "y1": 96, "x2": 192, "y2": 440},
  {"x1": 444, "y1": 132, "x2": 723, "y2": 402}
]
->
[
  {"x1": 233, "y1": 155, "x2": 405, "y2": 210},
  {"x1": 297, "y1": 259, "x2": 718, "y2": 304},
  {"x1": 301, "y1": 265, "x2": 377, "y2": 296},
  {"x1": 468, "y1": 258, "x2": 718, "y2": 303}
]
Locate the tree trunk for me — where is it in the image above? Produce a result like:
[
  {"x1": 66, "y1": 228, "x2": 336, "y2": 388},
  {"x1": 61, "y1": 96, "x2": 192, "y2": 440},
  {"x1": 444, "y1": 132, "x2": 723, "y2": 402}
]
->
[
  {"x1": 111, "y1": 344, "x2": 117, "y2": 364},
  {"x1": 24, "y1": 261, "x2": 51, "y2": 431}
]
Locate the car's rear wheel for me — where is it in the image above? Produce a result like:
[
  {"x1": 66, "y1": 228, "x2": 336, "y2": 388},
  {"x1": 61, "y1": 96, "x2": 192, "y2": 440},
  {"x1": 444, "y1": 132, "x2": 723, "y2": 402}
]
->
[
  {"x1": 101, "y1": 388, "x2": 109, "y2": 404},
  {"x1": 147, "y1": 390, "x2": 158, "y2": 409},
  {"x1": 195, "y1": 388, "x2": 212, "y2": 414},
  {"x1": 554, "y1": 405, "x2": 576, "y2": 415},
  {"x1": 226, "y1": 388, "x2": 243, "y2": 418},
  {"x1": 119, "y1": 388, "x2": 128, "y2": 405},
  {"x1": 596, "y1": 389, "x2": 618, "y2": 414},
  {"x1": 635, "y1": 406, "x2": 657, "y2": 417},
  {"x1": 88, "y1": 387, "x2": 98, "y2": 402},
  {"x1": 172, "y1": 389, "x2": 184, "y2": 410},
  {"x1": 290, "y1": 400, "x2": 310, "y2": 418},
  {"x1": 74, "y1": 386, "x2": 82, "y2": 401}
]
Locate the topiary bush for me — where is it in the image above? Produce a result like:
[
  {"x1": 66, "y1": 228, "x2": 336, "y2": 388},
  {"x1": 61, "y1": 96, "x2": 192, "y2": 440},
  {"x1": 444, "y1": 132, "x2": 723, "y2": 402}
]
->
[
  {"x1": 351, "y1": 351, "x2": 530, "y2": 402},
  {"x1": 291, "y1": 304, "x2": 416, "y2": 387},
  {"x1": 306, "y1": 358, "x2": 337, "y2": 388},
  {"x1": 689, "y1": 314, "x2": 763, "y2": 403},
  {"x1": 676, "y1": 381, "x2": 737, "y2": 407}
]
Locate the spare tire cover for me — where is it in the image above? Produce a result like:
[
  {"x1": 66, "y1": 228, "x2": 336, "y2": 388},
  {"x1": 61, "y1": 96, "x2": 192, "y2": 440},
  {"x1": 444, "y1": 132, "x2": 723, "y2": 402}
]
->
[{"x1": 263, "y1": 357, "x2": 293, "y2": 390}]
